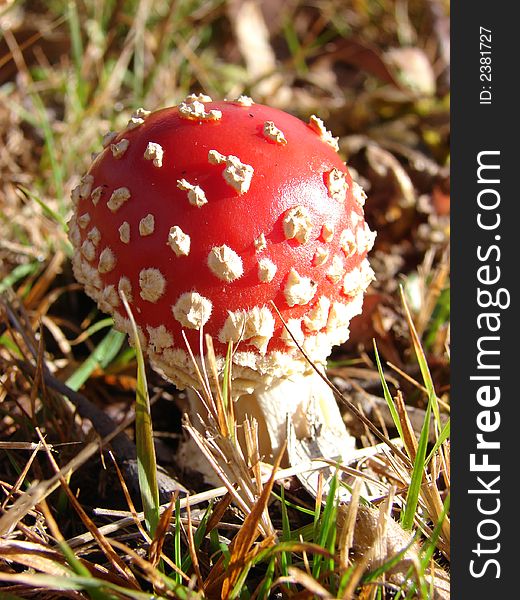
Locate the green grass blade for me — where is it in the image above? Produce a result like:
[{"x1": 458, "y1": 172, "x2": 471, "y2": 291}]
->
[
  {"x1": 400, "y1": 285, "x2": 441, "y2": 427},
  {"x1": 174, "y1": 496, "x2": 182, "y2": 584},
  {"x1": 65, "y1": 327, "x2": 125, "y2": 391},
  {"x1": 0, "y1": 262, "x2": 40, "y2": 294},
  {"x1": 181, "y1": 501, "x2": 212, "y2": 573},
  {"x1": 67, "y1": 0, "x2": 87, "y2": 107},
  {"x1": 312, "y1": 472, "x2": 338, "y2": 579},
  {"x1": 0, "y1": 334, "x2": 24, "y2": 356},
  {"x1": 207, "y1": 526, "x2": 231, "y2": 571},
  {"x1": 425, "y1": 418, "x2": 450, "y2": 466},
  {"x1": 312, "y1": 485, "x2": 322, "y2": 543},
  {"x1": 256, "y1": 556, "x2": 276, "y2": 600},
  {"x1": 30, "y1": 93, "x2": 65, "y2": 209},
  {"x1": 74, "y1": 317, "x2": 115, "y2": 340},
  {"x1": 279, "y1": 486, "x2": 292, "y2": 577},
  {"x1": 54, "y1": 541, "x2": 113, "y2": 600},
  {"x1": 120, "y1": 294, "x2": 160, "y2": 536},
  {"x1": 230, "y1": 565, "x2": 253, "y2": 600},
  {"x1": 374, "y1": 340, "x2": 404, "y2": 440},
  {"x1": 421, "y1": 492, "x2": 450, "y2": 568},
  {"x1": 425, "y1": 287, "x2": 450, "y2": 350},
  {"x1": 270, "y1": 491, "x2": 315, "y2": 516},
  {"x1": 401, "y1": 396, "x2": 432, "y2": 530},
  {"x1": 282, "y1": 21, "x2": 308, "y2": 74},
  {"x1": 18, "y1": 185, "x2": 68, "y2": 233},
  {"x1": 363, "y1": 530, "x2": 421, "y2": 583},
  {"x1": 337, "y1": 564, "x2": 356, "y2": 597}
]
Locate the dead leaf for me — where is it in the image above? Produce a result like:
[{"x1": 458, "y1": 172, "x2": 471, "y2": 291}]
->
[
  {"x1": 312, "y1": 38, "x2": 404, "y2": 89},
  {"x1": 149, "y1": 493, "x2": 176, "y2": 568},
  {"x1": 365, "y1": 144, "x2": 416, "y2": 208},
  {"x1": 432, "y1": 184, "x2": 450, "y2": 216},
  {"x1": 383, "y1": 47, "x2": 436, "y2": 96},
  {"x1": 227, "y1": 0, "x2": 287, "y2": 101},
  {"x1": 341, "y1": 503, "x2": 450, "y2": 599}
]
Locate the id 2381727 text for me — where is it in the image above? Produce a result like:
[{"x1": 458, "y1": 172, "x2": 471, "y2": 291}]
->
[{"x1": 480, "y1": 27, "x2": 492, "y2": 105}]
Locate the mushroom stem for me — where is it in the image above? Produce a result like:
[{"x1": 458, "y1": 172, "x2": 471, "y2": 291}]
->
[
  {"x1": 184, "y1": 368, "x2": 355, "y2": 468},
  {"x1": 236, "y1": 370, "x2": 355, "y2": 463}
]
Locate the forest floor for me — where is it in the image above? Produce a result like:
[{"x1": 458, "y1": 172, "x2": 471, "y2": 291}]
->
[{"x1": 0, "y1": 1, "x2": 450, "y2": 598}]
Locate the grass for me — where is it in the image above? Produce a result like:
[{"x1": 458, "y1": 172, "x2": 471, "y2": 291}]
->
[{"x1": 0, "y1": 1, "x2": 450, "y2": 598}]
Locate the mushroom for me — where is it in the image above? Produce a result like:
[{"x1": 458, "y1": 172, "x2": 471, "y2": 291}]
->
[{"x1": 68, "y1": 95, "x2": 376, "y2": 472}]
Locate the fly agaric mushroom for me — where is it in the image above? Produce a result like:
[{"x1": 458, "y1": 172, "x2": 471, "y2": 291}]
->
[{"x1": 68, "y1": 94, "x2": 376, "y2": 468}]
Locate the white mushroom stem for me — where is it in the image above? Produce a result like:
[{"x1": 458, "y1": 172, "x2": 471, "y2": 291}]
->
[
  {"x1": 235, "y1": 370, "x2": 355, "y2": 463},
  {"x1": 185, "y1": 368, "x2": 355, "y2": 466}
]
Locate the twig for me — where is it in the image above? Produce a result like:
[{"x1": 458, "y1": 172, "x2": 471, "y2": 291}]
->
[{"x1": 2, "y1": 295, "x2": 185, "y2": 501}]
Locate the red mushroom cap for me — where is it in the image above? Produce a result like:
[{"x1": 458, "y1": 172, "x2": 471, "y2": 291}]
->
[{"x1": 69, "y1": 95, "x2": 375, "y2": 389}]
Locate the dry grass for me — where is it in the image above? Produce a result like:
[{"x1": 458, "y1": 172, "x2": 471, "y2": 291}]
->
[{"x1": 1, "y1": 1, "x2": 450, "y2": 598}]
